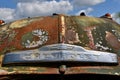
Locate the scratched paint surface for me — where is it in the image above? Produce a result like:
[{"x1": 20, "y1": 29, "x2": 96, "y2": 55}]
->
[{"x1": 0, "y1": 15, "x2": 120, "y2": 75}]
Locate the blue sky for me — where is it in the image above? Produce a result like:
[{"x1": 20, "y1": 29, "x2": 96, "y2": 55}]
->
[
  {"x1": 90, "y1": 0, "x2": 120, "y2": 16},
  {"x1": 0, "y1": 0, "x2": 120, "y2": 23}
]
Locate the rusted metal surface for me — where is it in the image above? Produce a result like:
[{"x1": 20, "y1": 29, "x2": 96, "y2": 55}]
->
[
  {"x1": 65, "y1": 16, "x2": 120, "y2": 53},
  {"x1": 0, "y1": 16, "x2": 59, "y2": 54},
  {"x1": 0, "y1": 14, "x2": 120, "y2": 76}
]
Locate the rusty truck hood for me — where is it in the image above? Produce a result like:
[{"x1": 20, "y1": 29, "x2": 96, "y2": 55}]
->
[{"x1": 0, "y1": 14, "x2": 120, "y2": 76}]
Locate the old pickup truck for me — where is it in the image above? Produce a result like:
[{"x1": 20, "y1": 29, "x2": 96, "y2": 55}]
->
[{"x1": 0, "y1": 13, "x2": 120, "y2": 80}]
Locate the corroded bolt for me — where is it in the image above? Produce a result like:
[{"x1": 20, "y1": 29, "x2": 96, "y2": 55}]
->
[{"x1": 59, "y1": 65, "x2": 66, "y2": 74}]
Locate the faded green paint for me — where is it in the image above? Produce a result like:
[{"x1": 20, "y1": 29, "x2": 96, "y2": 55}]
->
[
  {"x1": 65, "y1": 16, "x2": 89, "y2": 46},
  {"x1": 74, "y1": 16, "x2": 106, "y2": 27},
  {"x1": 0, "y1": 14, "x2": 120, "y2": 75},
  {"x1": 21, "y1": 32, "x2": 34, "y2": 48},
  {"x1": 65, "y1": 16, "x2": 120, "y2": 52}
]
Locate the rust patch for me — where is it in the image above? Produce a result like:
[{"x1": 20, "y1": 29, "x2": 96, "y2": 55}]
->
[
  {"x1": 0, "y1": 16, "x2": 59, "y2": 53},
  {"x1": 0, "y1": 15, "x2": 120, "y2": 75},
  {"x1": 66, "y1": 66, "x2": 115, "y2": 74},
  {"x1": 65, "y1": 28, "x2": 80, "y2": 44},
  {"x1": 105, "y1": 31, "x2": 120, "y2": 51},
  {"x1": 84, "y1": 26, "x2": 96, "y2": 49}
]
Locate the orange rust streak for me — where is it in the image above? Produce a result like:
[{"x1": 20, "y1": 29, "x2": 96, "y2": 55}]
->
[{"x1": 59, "y1": 15, "x2": 66, "y2": 43}]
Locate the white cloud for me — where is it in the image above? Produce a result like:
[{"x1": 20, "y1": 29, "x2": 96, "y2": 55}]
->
[
  {"x1": 76, "y1": 8, "x2": 93, "y2": 15},
  {"x1": 0, "y1": 0, "x2": 106, "y2": 22},
  {"x1": 15, "y1": 0, "x2": 73, "y2": 18},
  {"x1": 0, "y1": 0, "x2": 73, "y2": 22},
  {"x1": 0, "y1": 8, "x2": 15, "y2": 22},
  {"x1": 72, "y1": 0, "x2": 105, "y2": 7}
]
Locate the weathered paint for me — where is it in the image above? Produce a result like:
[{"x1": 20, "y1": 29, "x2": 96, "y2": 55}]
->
[
  {"x1": 65, "y1": 16, "x2": 120, "y2": 53},
  {"x1": 0, "y1": 14, "x2": 120, "y2": 76},
  {"x1": 0, "y1": 16, "x2": 59, "y2": 54},
  {"x1": 21, "y1": 29, "x2": 49, "y2": 48}
]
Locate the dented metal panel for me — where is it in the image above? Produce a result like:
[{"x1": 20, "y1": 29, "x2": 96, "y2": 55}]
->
[{"x1": 0, "y1": 14, "x2": 120, "y2": 76}]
